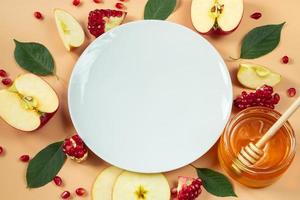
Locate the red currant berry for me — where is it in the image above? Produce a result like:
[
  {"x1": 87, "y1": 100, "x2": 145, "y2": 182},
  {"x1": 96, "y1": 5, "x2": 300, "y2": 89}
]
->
[
  {"x1": 287, "y1": 88, "x2": 296, "y2": 97},
  {"x1": 19, "y1": 155, "x2": 30, "y2": 162},
  {"x1": 34, "y1": 11, "x2": 43, "y2": 20},
  {"x1": 75, "y1": 187, "x2": 86, "y2": 196},
  {"x1": 282, "y1": 56, "x2": 289, "y2": 64},
  {"x1": 250, "y1": 12, "x2": 262, "y2": 20},
  {"x1": 2, "y1": 78, "x2": 12, "y2": 86},
  {"x1": 0, "y1": 69, "x2": 7, "y2": 77},
  {"x1": 73, "y1": 0, "x2": 81, "y2": 6},
  {"x1": 61, "y1": 191, "x2": 71, "y2": 199},
  {"x1": 53, "y1": 176, "x2": 63, "y2": 186}
]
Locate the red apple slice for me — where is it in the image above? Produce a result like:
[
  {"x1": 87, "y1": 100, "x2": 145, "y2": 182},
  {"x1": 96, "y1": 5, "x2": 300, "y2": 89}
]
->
[
  {"x1": 0, "y1": 73, "x2": 59, "y2": 131},
  {"x1": 54, "y1": 9, "x2": 85, "y2": 51},
  {"x1": 191, "y1": 0, "x2": 243, "y2": 34},
  {"x1": 113, "y1": 171, "x2": 170, "y2": 200},
  {"x1": 92, "y1": 166, "x2": 123, "y2": 200},
  {"x1": 0, "y1": 90, "x2": 40, "y2": 131}
]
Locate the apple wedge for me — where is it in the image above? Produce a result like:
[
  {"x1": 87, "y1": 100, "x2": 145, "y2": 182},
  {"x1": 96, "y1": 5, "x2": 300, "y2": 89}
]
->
[
  {"x1": 191, "y1": 0, "x2": 244, "y2": 34},
  {"x1": 237, "y1": 63, "x2": 281, "y2": 89},
  {"x1": 54, "y1": 9, "x2": 85, "y2": 51},
  {"x1": 0, "y1": 73, "x2": 59, "y2": 131},
  {"x1": 92, "y1": 166, "x2": 123, "y2": 200},
  {"x1": 113, "y1": 171, "x2": 170, "y2": 200}
]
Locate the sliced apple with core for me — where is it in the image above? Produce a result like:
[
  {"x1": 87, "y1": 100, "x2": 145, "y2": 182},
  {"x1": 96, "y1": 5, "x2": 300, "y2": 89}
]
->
[
  {"x1": 237, "y1": 63, "x2": 282, "y2": 89},
  {"x1": 113, "y1": 171, "x2": 170, "y2": 200},
  {"x1": 54, "y1": 9, "x2": 85, "y2": 51},
  {"x1": 92, "y1": 166, "x2": 123, "y2": 200},
  {"x1": 191, "y1": 0, "x2": 244, "y2": 34},
  {"x1": 0, "y1": 73, "x2": 59, "y2": 131}
]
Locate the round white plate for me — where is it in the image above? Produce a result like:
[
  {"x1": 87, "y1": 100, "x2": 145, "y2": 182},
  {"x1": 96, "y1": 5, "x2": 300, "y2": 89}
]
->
[{"x1": 68, "y1": 20, "x2": 232, "y2": 173}]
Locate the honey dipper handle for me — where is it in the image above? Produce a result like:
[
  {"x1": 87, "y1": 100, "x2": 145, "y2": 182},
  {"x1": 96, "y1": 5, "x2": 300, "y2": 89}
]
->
[{"x1": 256, "y1": 96, "x2": 300, "y2": 148}]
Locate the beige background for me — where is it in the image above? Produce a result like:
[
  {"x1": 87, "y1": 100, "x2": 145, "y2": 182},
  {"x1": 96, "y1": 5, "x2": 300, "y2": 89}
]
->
[{"x1": 0, "y1": 0, "x2": 299, "y2": 199}]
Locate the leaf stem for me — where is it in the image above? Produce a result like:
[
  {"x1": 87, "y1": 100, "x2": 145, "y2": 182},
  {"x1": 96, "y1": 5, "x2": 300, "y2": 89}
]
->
[{"x1": 189, "y1": 164, "x2": 198, "y2": 169}]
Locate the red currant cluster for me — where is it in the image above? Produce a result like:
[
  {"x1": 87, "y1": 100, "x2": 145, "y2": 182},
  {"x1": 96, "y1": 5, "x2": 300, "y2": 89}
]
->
[{"x1": 234, "y1": 85, "x2": 280, "y2": 110}]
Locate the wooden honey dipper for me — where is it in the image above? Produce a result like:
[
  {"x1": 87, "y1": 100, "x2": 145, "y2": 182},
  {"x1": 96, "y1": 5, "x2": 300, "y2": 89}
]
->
[{"x1": 232, "y1": 96, "x2": 300, "y2": 174}]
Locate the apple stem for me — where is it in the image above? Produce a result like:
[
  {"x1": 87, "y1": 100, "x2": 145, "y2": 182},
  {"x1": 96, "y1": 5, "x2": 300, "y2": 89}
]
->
[{"x1": 229, "y1": 56, "x2": 240, "y2": 61}]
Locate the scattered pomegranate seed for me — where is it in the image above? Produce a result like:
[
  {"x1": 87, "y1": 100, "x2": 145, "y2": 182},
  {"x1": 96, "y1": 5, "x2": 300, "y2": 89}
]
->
[
  {"x1": 115, "y1": 2, "x2": 126, "y2": 9},
  {"x1": 34, "y1": 11, "x2": 43, "y2": 20},
  {"x1": 250, "y1": 12, "x2": 262, "y2": 20},
  {"x1": 61, "y1": 191, "x2": 71, "y2": 199},
  {"x1": 287, "y1": 88, "x2": 296, "y2": 97},
  {"x1": 0, "y1": 69, "x2": 7, "y2": 77},
  {"x1": 2, "y1": 78, "x2": 12, "y2": 86},
  {"x1": 119, "y1": 0, "x2": 127, "y2": 2},
  {"x1": 0, "y1": 146, "x2": 4, "y2": 155},
  {"x1": 75, "y1": 187, "x2": 86, "y2": 196},
  {"x1": 282, "y1": 55, "x2": 289, "y2": 64},
  {"x1": 19, "y1": 155, "x2": 30, "y2": 162},
  {"x1": 53, "y1": 176, "x2": 63, "y2": 186},
  {"x1": 93, "y1": 0, "x2": 101, "y2": 3},
  {"x1": 73, "y1": 0, "x2": 81, "y2": 6},
  {"x1": 234, "y1": 85, "x2": 280, "y2": 110}
]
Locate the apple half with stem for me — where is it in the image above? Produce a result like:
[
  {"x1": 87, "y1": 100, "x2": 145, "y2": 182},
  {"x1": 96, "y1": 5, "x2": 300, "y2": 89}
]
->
[
  {"x1": 191, "y1": 0, "x2": 244, "y2": 34},
  {"x1": 113, "y1": 171, "x2": 170, "y2": 200},
  {"x1": 0, "y1": 73, "x2": 59, "y2": 131},
  {"x1": 92, "y1": 166, "x2": 123, "y2": 200},
  {"x1": 237, "y1": 63, "x2": 281, "y2": 89},
  {"x1": 54, "y1": 9, "x2": 85, "y2": 51}
]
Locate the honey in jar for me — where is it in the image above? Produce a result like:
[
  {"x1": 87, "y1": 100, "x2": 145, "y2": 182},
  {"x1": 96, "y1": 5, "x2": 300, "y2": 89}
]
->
[{"x1": 218, "y1": 107, "x2": 296, "y2": 188}]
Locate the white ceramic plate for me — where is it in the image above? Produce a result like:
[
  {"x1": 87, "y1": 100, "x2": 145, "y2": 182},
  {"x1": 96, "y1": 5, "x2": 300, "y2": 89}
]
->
[{"x1": 68, "y1": 20, "x2": 232, "y2": 173}]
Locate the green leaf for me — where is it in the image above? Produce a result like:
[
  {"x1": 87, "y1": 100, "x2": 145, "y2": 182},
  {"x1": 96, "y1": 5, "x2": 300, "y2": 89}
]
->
[
  {"x1": 197, "y1": 168, "x2": 237, "y2": 197},
  {"x1": 144, "y1": 0, "x2": 176, "y2": 20},
  {"x1": 14, "y1": 39, "x2": 55, "y2": 75},
  {"x1": 26, "y1": 141, "x2": 66, "y2": 188},
  {"x1": 240, "y1": 22, "x2": 285, "y2": 59}
]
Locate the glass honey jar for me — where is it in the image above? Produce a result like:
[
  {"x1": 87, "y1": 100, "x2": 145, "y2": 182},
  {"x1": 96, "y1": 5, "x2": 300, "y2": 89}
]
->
[{"x1": 218, "y1": 107, "x2": 296, "y2": 188}]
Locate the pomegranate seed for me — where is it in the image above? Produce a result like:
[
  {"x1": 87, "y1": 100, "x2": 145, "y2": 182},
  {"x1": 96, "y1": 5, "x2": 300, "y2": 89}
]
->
[
  {"x1": 234, "y1": 85, "x2": 280, "y2": 110},
  {"x1": 250, "y1": 12, "x2": 262, "y2": 20},
  {"x1": 120, "y1": 0, "x2": 127, "y2": 2},
  {"x1": 287, "y1": 88, "x2": 296, "y2": 97},
  {"x1": 0, "y1": 69, "x2": 7, "y2": 77},
  {"x1": 75, "y1": 187, "x2": 86, "y2": 196},
  {"x1": 0, "y1": 146, "x2": 4, "y2": 155},
  {"x1": 34, "y1": 11, "x2": 43, "y2": 20},
  {"x1": 61, "y1": 191, "x2": 71, "y2": 199},
  {"x1": 2, "y1": 78, "x2": 12, "y2": 86},
  {"x1": 273, "y1": 93, "x2": 280, "y2": 104},
  {"x1": 19, "y1": 155, "x2": 30, "y2": 162},
  {"x1": 115, "y1": 3, "x2": 126, "y2": 9},
  {"x1": 171, "y1": 187, "x2": 178, "y2": 198},
  {"x1": 73, "y1": 0, "x2": 81, "y2": 6},
  {"x1": 282, "y1": 55, "x2": 289, "y2": 64},
  {"x1": 53, "y1": 176, "x2": 63, "y2": 186},
  {"x1": 93, "y1": 0, "x2": 101, "y2": 3}
]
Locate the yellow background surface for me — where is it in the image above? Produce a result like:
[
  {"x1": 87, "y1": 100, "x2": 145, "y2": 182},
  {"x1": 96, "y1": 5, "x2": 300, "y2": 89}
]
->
[{"x1": 0, "y1": 0, "x2": 299, "y2": 199}]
